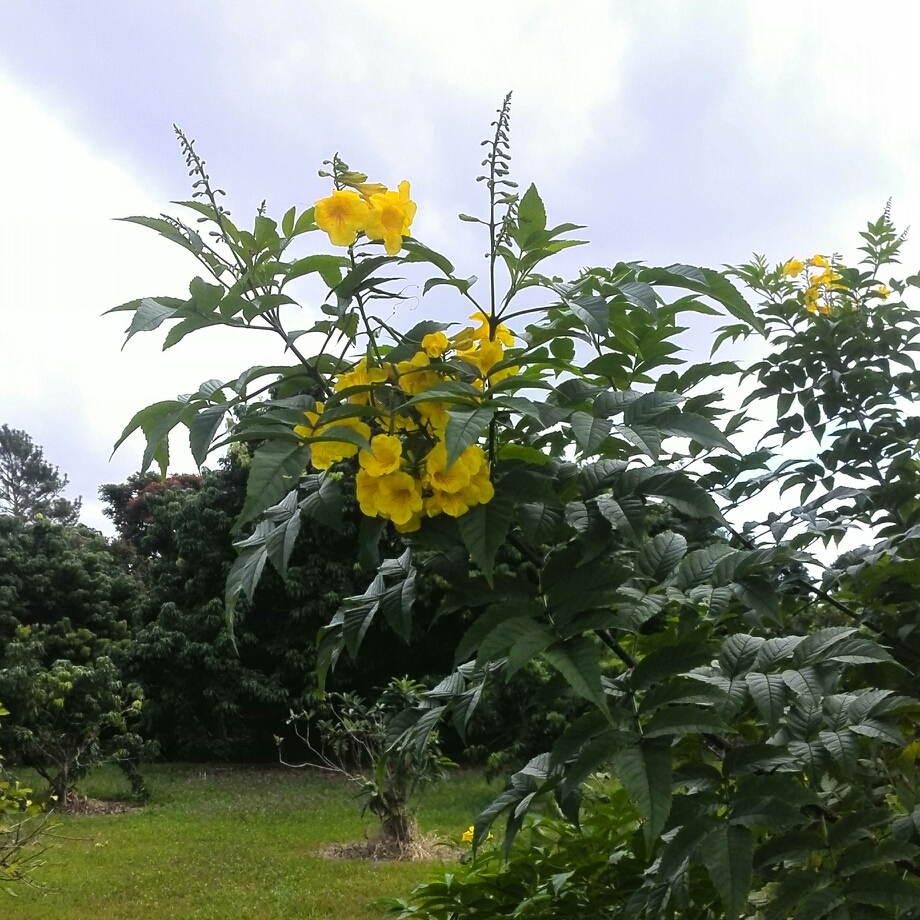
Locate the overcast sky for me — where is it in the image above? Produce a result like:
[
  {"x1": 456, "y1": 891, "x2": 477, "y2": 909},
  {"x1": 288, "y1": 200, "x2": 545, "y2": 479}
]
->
[{"x1": 1, "y1": 1, "x2": 918, "y2": 533}]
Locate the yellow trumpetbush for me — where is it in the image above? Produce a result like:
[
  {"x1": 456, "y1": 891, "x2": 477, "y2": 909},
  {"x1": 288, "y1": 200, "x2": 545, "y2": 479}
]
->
[
  {"x1": 314, "y1": 190, "x2": 369, "y2": 247},
  {"x1": 783, "y1": 258, "x2": 804, "y2": 278},
  {"x1": 421, "y1": 331, "x2": 449, "y2": 358},
  {"x1": 365, "y1": 180, "x2": 416, "y2": 255},
  {"x1": 417, "y1": 400, "x2": 450, "y2": 433},
  {"x1": 393, "y1": 513, "x2": 422, "y2": 534},
  {"x1": 397, "y1": 351, "x2": 441, "y2": 395},
  {"x1": 426, "y1": 488, "x2": 470, "y2": 518},
  {"x1": 808, "y1": 254, "x2": 830, "y2": 269},
  {"x1": 375, "y1": 472, "x2": 424, "y2": 526},
  {"x1": 425, "y1": 442, "x2": 472, "y2": 494},
  {"x1": 461, "y1": 826, "x2": 474, "y2": 844},
  {"x1": 359, "y1": 434, "x2": 403, "y2": 477},
  {"x1": 294, "y1": 403, "x2": 370, "y2": 470},
  {"x1": 877, "y1": 284, "x2": 890, "y2": 300},
  {"x1": 356, "y1": 469, "x2": 382, "y2": 516},
  {"x1": 335, "y1": 358, "x2": 389, "y2": 404},
  {"x1": 469, "y1": 311, "x2": 514, "y2": 346},
  {"x1": 462, "y1": 468, "x2": 495, "y2": 506}
]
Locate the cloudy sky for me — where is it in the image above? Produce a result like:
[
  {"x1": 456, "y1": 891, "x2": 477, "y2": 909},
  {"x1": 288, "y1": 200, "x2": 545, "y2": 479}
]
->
[{"x1": 1, "y1": 1, "x2": 918, "y2": 533}]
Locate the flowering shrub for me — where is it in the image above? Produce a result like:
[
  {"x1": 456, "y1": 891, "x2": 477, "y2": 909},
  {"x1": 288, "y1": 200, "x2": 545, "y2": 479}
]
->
[{"x1": 115, "y1": 103, "x2": 920, "y2": 918}]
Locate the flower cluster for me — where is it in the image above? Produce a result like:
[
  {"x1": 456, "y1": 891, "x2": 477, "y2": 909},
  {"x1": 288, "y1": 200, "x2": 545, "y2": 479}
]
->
[
  {"x1": 294, "y1": 312, "x2": 519, "y2": 531},
  {"x1": 783, "y1": 254, "x2": 889, "y2": 315},
  {"x1": 314, "y1": 180, "x2": 416, "y2": 255}
]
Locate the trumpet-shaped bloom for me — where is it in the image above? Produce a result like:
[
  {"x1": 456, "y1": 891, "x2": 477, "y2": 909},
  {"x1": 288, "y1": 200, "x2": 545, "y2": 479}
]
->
[
  {"x1": 365, "y1": 180, "x2": 416, "y2": 255},
  {"x1": 421, "y1": 331, "x2": 449, "y2": 358},
  {"x1": 876, "y1": 284, "x2": 890, "y2": 300},
  {"x1": 808, "y1": 254, "x2": 830, "y2": 269},
  {"x1": 376, "y1": 472, "x2": 424, "y2": 525},
  {"x1": 335, "y1": 358, "x2": 389, "y2": 404},
  {"x1": 417, "y1": 400, "x2": 450, "y2": 433},
  {"x1": 397, "y1": 351, "x2": 441, "y2": 395},
  {"x1": 356, "y1": 469, "x2": 382, "y2": 516},
  {"x1": 294, "y1": 403, "x2": 370, "y2": 470},
  {"x1": 425, "y1": 442, "x2": 472, "y2": 494},
  {"x1": 359, "y1": 434, "x2": 403, "y2": 477},
  {"x1": 460, "y1": 466, "x2": 494, "y2": 506},
  {"x1": 783, "y1": 259, "x2": 804, "y2": 278},
  {"x1": 469, "y1": 311, "x2": 514, "y2": 346},
  {"x1": 314, "y1": 190, "x2": 369, "y2": 247}
]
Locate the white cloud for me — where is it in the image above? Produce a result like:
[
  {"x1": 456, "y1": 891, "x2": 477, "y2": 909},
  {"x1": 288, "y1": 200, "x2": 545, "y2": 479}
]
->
[{"x1": 0, "y1": 75, "x2": 289, "y2": 532}]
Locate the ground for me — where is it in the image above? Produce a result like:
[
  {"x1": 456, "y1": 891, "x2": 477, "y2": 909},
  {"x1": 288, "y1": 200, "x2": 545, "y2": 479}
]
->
[{"x1": 4, "y1": 763, "x2": 494, "y2": 920}]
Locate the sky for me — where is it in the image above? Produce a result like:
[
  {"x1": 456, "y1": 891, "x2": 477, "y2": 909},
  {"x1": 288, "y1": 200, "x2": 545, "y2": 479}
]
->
[{"x1": 1, "y1": 1, "x2": 919, "y2": 534}]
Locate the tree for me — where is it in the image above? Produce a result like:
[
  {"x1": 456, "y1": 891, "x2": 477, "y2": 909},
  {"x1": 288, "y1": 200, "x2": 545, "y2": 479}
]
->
[
  {"x1": 0, "y1": 516, "x2": 149, "y2": 800},
  {"x1": 114, "y1": 102, "x2": 920, "y2": 916},
  {"x1": 0, "y1": 425, "x2": 81, "y2": 524}
]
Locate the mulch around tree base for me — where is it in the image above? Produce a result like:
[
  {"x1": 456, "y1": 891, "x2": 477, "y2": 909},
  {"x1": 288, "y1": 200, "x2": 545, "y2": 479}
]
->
[
  {"x1": 57, "y1": 795, "x2": 143, "y2": 816},
  {"x1": 319, "y1": 834, "x2": 458, "y2": 862}
]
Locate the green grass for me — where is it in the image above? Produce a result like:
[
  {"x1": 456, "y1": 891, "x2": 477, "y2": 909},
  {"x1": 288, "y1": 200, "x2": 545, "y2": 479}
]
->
[{"x1": 4, "y1": 764, "x2": 495, "y2": 919}]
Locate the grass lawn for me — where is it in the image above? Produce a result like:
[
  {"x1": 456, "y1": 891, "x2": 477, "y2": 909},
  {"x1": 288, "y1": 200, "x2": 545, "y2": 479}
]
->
[{"x1": 4, "y1": 763, "x2": 495, "y2": 919}]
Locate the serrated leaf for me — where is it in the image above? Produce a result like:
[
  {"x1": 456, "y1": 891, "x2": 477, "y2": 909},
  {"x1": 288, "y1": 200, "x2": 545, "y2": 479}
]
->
[
  {"x1": 678, "y1": 545, "x2": 737, "y2": 589},
  {"x1": 443, "y1": 407, "x2": 493, "y2": 469},
  {"x1": 299, "y1": 474, "x2": 344, "y2": 533},
  {"x1": 658, "y1": 411, "x2": 739, "y2": 454},
  {"x1": 702, "y1": 823, "x2": 753, "y2": 920},
  {"x1": 235, "y1": 441, "x2": 311, "y2": 531},
  {"x1": 636, "y1": 531, "x2": 687, "y2": 581},
  {"x1": 544, "y1": 636, "x2": 607, "y2": 710},
  {"x1": 746, "y1": 673, "x2": 788, "y2": 730},
  {"x1": 189, "y1": 405, "x2": 227, "y2": 466},
  {"x1": 458, "y1": 492, "x2": 514, "y2": 583},
  {"x1": 642, "y1": 705, "x2": 730, "y2": 738},
  {"x1": 613, "y1": 740, "x2": 672, "y2": 847},
  {"x1": 571, "y1": 412, "x2": 613, "y2": 454}
]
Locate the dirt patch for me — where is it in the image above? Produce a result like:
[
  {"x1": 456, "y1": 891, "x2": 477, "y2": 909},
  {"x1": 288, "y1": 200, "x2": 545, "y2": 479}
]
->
[
  {"x1": 318, "y1": 833, "x2": 458, "y2": 862},
  {"x1": 57, "y1": 795, "x2": 143, "y2": 816}
]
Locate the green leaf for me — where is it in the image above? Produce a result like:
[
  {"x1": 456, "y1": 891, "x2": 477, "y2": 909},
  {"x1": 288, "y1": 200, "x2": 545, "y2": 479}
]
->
[
  {"x1": 285, "y1": 254, "x2": 348, "y2": 289},
  {"x1": 595, "y1": 495, "x2": 644, "y2": 542},
  {"x1": 719, "y1": 635, "x2": 764, "y2": 677},
  {"x1": 678, "y1": 545, "x2": 737, "y2": 589},
  {"x1": 225, "y1": 521, "x2": 271, "y2": 621},
  {"x1": 342, "y1": 574, "x2": 384, "y2": 657},
  {"x1": 566, "y1": 294, "x2": 609, "y2": 334},
  {"x1": 746, "y1": 673, "x2": 788, "y2": 730},
  {"x1": 657, "y1": 817, "x2": 720, "y2": 882},
  {"x1": 299, "y1": 474, "x2": 344, "y2": 533},
  {"x1": 642, "y1": 705, "x2": 730, "y2": 738},
  {"x1": 571, "y1": 412, "x2": 612, "y2": 454},
  {"x1": 625, "y1": 392, "x2": 682, "y2": 424},
  {"x1": 846, "y1": 871, "x2": 920, "y2": 909},
  {"x1": 544, "y1": 636, "x2": 607, "y2": 710},
  {"x1": 189, "y1": 405, "x2": 227, "y2": 466},
  {"x1": 265, "y1": 509, "x2": 302, "y2": 580},
  {"x1": 235, "y1": 441, "x2": 311, "y2": 531},
  {"x1": 458, "y1": 492, "x2": 514, "y2": 583},
  {"x1": 443, "y1": 407, "x2": 493, "y2": 469},
  {"x1": 658, "y1": 412, "x2": 739, "y2": 454},
  {"x1": 400, "y1": 238, "x2": 455, "y2": 276},
  {"x1": 636, "y1": 531, "x2": 687, "y2": 581},
  {"x1": 701, "y1": 823, "x2": 753, "y2": 920},
  {"x1": 121, "y1": 297, "x2": 181, "y2": 345},
  {"x1": 612, "y1": 740, "x2": 672, "y2": 847},
  {"x1": 517, "y1": 183, "x2": 547, "y2": 244}
]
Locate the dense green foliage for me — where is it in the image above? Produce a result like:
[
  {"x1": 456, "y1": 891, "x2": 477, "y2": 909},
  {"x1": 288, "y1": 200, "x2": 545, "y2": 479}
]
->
[
  {"x1": 0, "y1": 517, "x2": 148, "y2": 800},
  {"x1": 114, "y1": 100, "x2": 920, "y2": 919},
  {"x1": 0, "y1": 425, "x2": 81, "y2": 525},
  {"x1": 100, "y1": 459, "x2": 468, "y2": 760}
]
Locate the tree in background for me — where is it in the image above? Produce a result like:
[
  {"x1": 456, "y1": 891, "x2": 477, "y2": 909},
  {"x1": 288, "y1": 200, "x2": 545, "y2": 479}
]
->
[
  {"x1": 0, "y1": 425, "x2": 81, "y2": 525},
  {"x1": 0, "y1": 516, "x2": 149, "y2": 801},
  {"x1": 102, "y1": 458, "x2": 463, "y2": 760}
]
